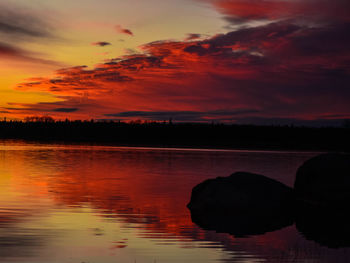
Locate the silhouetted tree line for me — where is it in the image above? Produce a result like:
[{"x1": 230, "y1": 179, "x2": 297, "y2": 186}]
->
[{"x1": 0, "y1": 117, "x2": 349, "y2": 151}]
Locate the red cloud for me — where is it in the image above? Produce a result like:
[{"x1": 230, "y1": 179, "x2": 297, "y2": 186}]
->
[
  {"x1": 115, "y1": 25, "x2": 134, "y2": 36},
  {"x1": 208, "y1": 0, "x2": 350, "y2": 23},
  {"x1": 9, "y1": 19, "x2": 350, "y2": 122}
]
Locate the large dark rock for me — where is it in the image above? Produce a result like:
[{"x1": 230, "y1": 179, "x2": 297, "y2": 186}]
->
[
  {"x1": 294, "y1": 153, "x2": 350, "y2": 208},
  {"x1": 187, "y1": 172, "x2": 294, "y2": 236}
]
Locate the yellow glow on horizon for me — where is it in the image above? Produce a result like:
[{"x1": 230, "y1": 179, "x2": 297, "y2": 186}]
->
[{"x1": 0, "y1": 71, "x2": 61, "y2": 118}]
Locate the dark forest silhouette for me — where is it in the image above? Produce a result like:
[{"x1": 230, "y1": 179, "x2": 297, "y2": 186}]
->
[{"x1": 0, "y1": 117, "x2": 349, "y2": 151}]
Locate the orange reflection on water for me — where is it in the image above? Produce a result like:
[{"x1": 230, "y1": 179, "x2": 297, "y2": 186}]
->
[
  {"x1": 44, "y1": 149, "x2": 203, "y2": 240},
  {"x1": 2, "y1": 142, "x2": 345, "y2": 263}
]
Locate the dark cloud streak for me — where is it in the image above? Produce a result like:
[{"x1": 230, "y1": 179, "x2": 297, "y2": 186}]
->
[
  {"x1": 0, "y1": 41, "x2": 62, "y2": 66},
  {"x1": 0, "y1": 3, "x2": 62, "y2": 66},
  {"x1": 92, "y1": 41, "x2": 111, "y2": 47},
  {"x1": 105, "y1": 109, "x2": 260, "y2": 121},
  {"x1": 52, "y1": 108, "x2": 79, "y2": 113},
  {"x1": 0, "y1": 5, "x2": 53, "y2": 40}
]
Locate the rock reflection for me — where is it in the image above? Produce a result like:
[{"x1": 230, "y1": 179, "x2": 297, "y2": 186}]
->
[
  {"x1": 190, "y1": 210, "x2": 294, "y2": 237},
  {"x1": 296, "y1": 207, "x2": 350, "y2": 248}
]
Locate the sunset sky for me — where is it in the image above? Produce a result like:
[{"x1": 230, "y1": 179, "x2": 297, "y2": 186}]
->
[{"x1": 1, "y1": 0, "x2": 349, "y2": 125}]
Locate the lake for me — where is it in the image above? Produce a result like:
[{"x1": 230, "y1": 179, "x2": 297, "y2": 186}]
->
[{"x1": 0, "y1": 141, "x2": 349, "y2": 263}]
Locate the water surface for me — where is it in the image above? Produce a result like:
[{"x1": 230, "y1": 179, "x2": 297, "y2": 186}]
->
[{"x1": 0, "y1": 141, "x2": 348, "y2": 262}]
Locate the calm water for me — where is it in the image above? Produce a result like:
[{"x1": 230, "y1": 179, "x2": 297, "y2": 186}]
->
[{"x1": 0, "y1": 141, "x2": 349, "y2": 263}]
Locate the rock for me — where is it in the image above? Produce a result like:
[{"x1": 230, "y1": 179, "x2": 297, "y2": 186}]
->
[
  {"x1": 187, "y1": 172, "x2": 293, "y2": 213},
  {"x1": 294, "y1": 153, "x2": 350, "y2": 208},
  {"x1": 187, "y1": 172, "x2": 294, "y2": 236}
]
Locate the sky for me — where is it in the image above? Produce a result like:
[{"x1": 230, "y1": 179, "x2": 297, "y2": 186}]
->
[{"x1": 0, "y1": 0, "x2": 349, "y2": 125}]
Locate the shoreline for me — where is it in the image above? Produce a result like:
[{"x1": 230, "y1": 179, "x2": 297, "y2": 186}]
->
[
  {"x1": 0, "y1": 122, "x2": 349, "y2": 152},
  {"x1": 0, "y1": 139, "x2": 334, "y2": 154}
]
